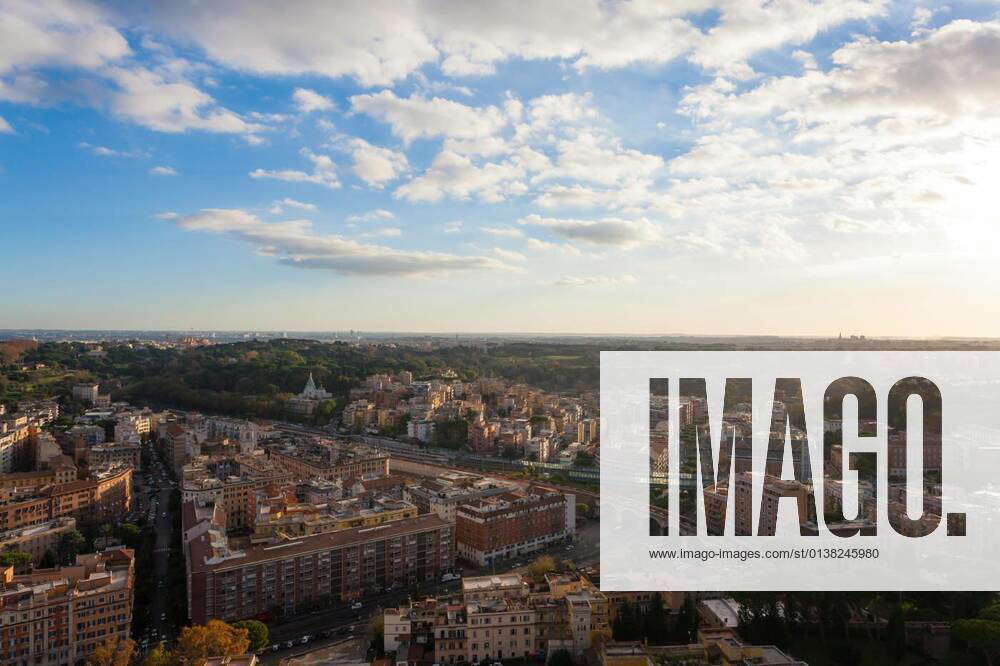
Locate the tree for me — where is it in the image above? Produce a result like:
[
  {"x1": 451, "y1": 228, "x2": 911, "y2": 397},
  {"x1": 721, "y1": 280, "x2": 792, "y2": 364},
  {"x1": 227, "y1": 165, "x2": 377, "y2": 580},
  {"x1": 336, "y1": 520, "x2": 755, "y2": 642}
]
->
[
  {"x1": 118, "y1": 523, "x2": 141, "y2": 549},
  {"x1": 589, "y1": 628, "x2": 612, "y2": 648},
  {"x1": 527, "y1": 555, "x2": 556, "y2": 580},
  {"x1": 643, "y1": 592, "x2": 668, "y2": 644},
  {"x1": 142, "y1": 643, "x2": 174, "y2": 666},
  {"x1": 233, "y1": 620, "x2": 269, "y2": 652},
  {"x1": 952, "y1": 602, "x2": 1000, "y2": 666},
  {"x1": 57, "y1": 529, "x2": 86, "y2": 565},
  {"x1": 39, "y1": 549, "x2": 57, "y2": 569},
  {"x1": 549, "y1": 648, "x2": 573, "y2": 666},
  {"x1": 175, "y1": 620, "x2": 250, "y2": 661},
  {"x1": 0, "y1": 550, "x2": 31, "y2": 569},
  {"x1": 370, "y1": 614, "x2": 386, "y2": 658},
  {"x1": 87, "y1": 636, "x2": 136, "y2": 666},
  {"x1": 886, "y1": 603, "x2": 906, "y2": 662},
  {"x1": 953, "y1": 619, "x2": 1000, "y2": 666},
  {"x1": 980, "y1": 603, "x2": 1000, "y2": 623},
  {"x1": 673, "y1": 594, "x2": 699, "y2": 644},
  {"x1": 613, "y1": 600, "x2": 637, "y2": 641}
]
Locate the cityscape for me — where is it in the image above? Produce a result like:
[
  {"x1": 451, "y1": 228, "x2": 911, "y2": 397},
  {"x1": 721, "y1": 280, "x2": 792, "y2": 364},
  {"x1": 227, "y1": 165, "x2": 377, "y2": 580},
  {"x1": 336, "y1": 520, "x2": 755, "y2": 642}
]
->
[
  {"x1": 0, "y1": 333, "x2": 998, "y2": 665},
  {"x1": 3, "y1": 0, "x2": 1000, "y2": 664}
]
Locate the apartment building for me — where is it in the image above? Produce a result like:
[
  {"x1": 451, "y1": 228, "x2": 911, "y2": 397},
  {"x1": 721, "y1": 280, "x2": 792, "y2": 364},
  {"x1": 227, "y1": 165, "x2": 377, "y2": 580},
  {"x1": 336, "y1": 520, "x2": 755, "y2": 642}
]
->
[
  {"x1": 0, "y1": 401, "x2": 59, "y2": 475},
  {"x1": 404, "y1": 475, "x2": 515, "y2": 523},
  {"x1": 0, "y1": 548, "x2": 134, "y2": 666},
  {"x1": 0, "y1": 517, "x2": 77, "y2": 567},
  {"x1": 467, "y1": 597, "x2": 537, "y2": 663},
  {"x1": 461, "y1": 574, "x2": 528, "y2": 603},
  {"x1": 386, "y1": 572, "x2": 611, "y2": 664},
  {"x1": 203, "y1": 417, "x2": 260, "y2": 454},
  {"x1": 0, "y1": 467, "x2": 132, "y2": 531},
  {"x1": 47, "y1": 466, "x2": 133, "y2": 526},
  {"x1": 71, "y1": 383, "x2": 100, "y2": 405},
  {"x1": 252, "y1": 491, "x2": 418, "y2": 540},
  {"x1": 265, "y1": 439, "x2": 389, "y2": 482},
  {"x1": 88, "y1": 442, "x2": 141, "y2": 471},
  {"x1": 160, "y1": 423, "x2": 196, "y2": 474},
  {"x1": 185, "y1": 512, "x2": 453, "y2": 625},
  {"x1": 455, "y1": 487, "x2": 573, "y2": 566},
  {"x1": 0, "y1": 463, "x2": 78, "y2": 491}
]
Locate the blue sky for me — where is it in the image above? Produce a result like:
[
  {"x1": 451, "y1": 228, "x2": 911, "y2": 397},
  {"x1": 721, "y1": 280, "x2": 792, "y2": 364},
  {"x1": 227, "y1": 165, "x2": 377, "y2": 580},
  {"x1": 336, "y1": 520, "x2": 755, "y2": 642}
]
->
[{"x1": 2, "y1": 1, "x2": 1000, "y2": 335}]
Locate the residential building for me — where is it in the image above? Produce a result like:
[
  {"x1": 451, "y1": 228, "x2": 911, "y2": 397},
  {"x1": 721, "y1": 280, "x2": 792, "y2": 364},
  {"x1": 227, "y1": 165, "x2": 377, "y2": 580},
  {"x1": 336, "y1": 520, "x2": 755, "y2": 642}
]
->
[
  {"x1": 455, "y1": 487, "x2": 573, "y2": 566},
  {"x1": 265, "y1": 438, "x2": 389, "y2": 482},
  {"x1": 0, "y1": 517, "x2": 77, "y2": 566},
  {"x1": 185, "y1": 512, "x2": 453, "y2": 624},
  {"x1": 0, "y1": 548, "x2": 134, "y2": 666}
]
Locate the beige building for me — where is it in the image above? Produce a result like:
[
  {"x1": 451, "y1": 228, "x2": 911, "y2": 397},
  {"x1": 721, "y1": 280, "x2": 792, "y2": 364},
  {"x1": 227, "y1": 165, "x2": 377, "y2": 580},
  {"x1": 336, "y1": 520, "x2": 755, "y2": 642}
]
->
[
  {"x1": 89, "y1": 441, "x2": 141, "y2": 471},
  {"x1": 0, "y1": 548, "x2": 134, "y2": 666}
]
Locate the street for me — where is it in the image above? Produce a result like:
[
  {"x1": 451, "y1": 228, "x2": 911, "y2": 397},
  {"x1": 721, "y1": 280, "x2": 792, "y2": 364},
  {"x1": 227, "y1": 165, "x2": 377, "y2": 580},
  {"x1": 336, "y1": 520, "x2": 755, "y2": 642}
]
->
[{"x1": 135, "y1": 444, "x2": 179, "y2": 652}]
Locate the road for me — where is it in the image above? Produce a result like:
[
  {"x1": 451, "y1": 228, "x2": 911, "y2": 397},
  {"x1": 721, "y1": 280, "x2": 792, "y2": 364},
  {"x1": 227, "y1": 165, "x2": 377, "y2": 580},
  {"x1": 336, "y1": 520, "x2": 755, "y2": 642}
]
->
[
  {"x1": 267, "y1": 578, "x2": 463, "y2": 645},
  {"x1": 136, "y1": 446, "x2": 178, "y2": 651}
]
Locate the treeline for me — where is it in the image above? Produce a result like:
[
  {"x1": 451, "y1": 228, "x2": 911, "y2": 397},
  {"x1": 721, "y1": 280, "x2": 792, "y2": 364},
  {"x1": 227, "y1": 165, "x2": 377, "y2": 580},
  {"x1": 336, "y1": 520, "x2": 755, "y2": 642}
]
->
[
  {"x1": 612, "y1": 594, "x2": 699, "y2": 645},
  {"x1": 736, "y1": 590, "x2": 997, "y2": 664},
  {"x1": 16, "y1": 339, "x2": 611, "y2": 422}
]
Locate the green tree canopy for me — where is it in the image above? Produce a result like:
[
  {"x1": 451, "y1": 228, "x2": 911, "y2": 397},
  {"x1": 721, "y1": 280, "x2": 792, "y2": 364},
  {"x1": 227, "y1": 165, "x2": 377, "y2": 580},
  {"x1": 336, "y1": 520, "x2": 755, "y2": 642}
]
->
[
  {"x1": 233, "y1": 620, "x2": 269, "y2": 652},
  {"x1": 0, "y1": 550, "x2": 31, "y2": 568}
]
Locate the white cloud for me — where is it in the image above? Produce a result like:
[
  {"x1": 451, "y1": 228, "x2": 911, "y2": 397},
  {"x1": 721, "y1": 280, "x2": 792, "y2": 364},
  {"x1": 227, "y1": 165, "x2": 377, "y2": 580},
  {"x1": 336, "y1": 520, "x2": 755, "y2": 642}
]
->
[
  {"x1": 538, "y1": 130, "x2": 665, "y2": 186},
  {"x1": 661, "y1": 18, "x2": 1000, "y2": 260},
  {"x1": 688, "y1": 0, "x2": 887, "y2": 72},
  {"x1": 268, "y1": 198, "x2": 317, "y2": 214},
  {"x1": 350, "y1": 91, "x2": 506, "y2": 143},
  {"x1": 493, "y1": 247, "x2": 526, "y2": 262},
  {"x1": 345, "y1": 137, "x2": 408, "y2": 187},
  {"x1": 133, "y1": 1, "x2": 886, "y2": 86},
  {"x1": 106, "y1": 65, "x2": 262, "y2": 135},
  {"x1": 519, "y1": 214, "x2": 662, "y2": 247},
  {"x1": 78, "y1": 142, "x2": 148, "y2": 158},
  {"x1": 442, "y1": 220, "x2": 463, "y2": 234},
  {"x1": 525, "y1": 237, "x2": 579, "y2": 255},
  {"x1": 140, "y1": 1, "x2": 438, "y2": 87},
  {"x1": 293, "y1": 87, "x2": 335, "y2": 113},
  {"x1": 551, "y1": 274, "x2": 637, "y2": 287},
  {"x1": 0, "y1": 0, "x2": 129, "y2": 78},
  {"x1": 0, "y1": 116, "x2": 11, "y2": 133},
  {"x1": 149, "y1": 165, "x2": 178, "y2": 176},
  {"x1": 394, "y1": 150, "x2": 526, "y2": 203},
  {"x1": 250, "y1": 148, "x2": 340, "y2": 188},
  {"x1": 347, "y1": 209, "x2": 395, "y2": 223},
  {"x1": 482, "y1": 226, "x2": 524, "y2": 238},
  {"x1": 166, "y1": 208, "x2": 513, "y2": 277}
]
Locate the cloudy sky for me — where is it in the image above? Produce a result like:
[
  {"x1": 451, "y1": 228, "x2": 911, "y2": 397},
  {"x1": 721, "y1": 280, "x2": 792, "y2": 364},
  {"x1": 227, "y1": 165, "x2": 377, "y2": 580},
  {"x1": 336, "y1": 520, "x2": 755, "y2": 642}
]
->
[{"x1": 2, "y1": 0, "x2": 999, "y2": 335}]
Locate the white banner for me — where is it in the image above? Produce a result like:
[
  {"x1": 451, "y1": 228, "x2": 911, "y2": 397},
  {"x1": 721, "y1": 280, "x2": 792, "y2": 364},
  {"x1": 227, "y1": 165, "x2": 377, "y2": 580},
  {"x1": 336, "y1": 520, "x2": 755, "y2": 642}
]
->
[{"x1": 600, "y1": 351, "x2": 1000, "y2": 591}]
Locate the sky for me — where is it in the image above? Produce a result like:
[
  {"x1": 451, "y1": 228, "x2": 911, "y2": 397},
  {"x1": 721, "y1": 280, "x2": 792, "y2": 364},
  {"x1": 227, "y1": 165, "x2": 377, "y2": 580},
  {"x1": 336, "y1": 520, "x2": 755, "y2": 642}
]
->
[{"x1": 2, "y1": 0, "x2": 1000, "y2": 336}]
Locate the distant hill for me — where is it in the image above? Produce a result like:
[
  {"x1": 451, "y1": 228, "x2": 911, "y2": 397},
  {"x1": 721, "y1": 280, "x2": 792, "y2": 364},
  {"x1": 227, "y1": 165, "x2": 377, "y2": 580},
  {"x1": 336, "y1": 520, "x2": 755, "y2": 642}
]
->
[{"x1": 0, "y1": 339, "x2": 37, "y2": 364}]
